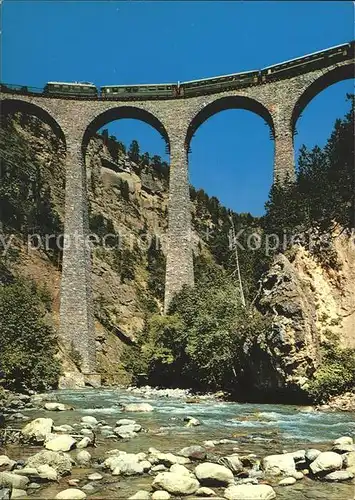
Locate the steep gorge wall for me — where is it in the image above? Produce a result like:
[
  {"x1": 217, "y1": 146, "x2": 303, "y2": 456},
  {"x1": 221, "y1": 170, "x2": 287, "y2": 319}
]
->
[{"x1": 256, "y1": 234, "x2": 355, "y2": 398}]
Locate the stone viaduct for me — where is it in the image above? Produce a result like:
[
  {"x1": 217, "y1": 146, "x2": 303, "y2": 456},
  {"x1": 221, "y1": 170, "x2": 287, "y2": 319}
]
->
[{"x1": 0, "y1": 44, "x2": 353, "y2": 381}]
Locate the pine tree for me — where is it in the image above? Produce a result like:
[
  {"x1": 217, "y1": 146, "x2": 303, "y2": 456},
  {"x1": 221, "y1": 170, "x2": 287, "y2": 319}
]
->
[{"x1": 128, "y1": 140, "x2": 140, "y2": 163}]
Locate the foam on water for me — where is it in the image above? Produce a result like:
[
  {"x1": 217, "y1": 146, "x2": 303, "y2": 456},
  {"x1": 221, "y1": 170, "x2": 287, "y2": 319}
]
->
[{"x1": 41, "y1": 387, "x2": 355, "y2": 444}]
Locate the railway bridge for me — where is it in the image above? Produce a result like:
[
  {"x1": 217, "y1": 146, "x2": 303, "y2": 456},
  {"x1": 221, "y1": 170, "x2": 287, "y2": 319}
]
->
[{"x1": 0, "y1": 44, "x2": 353, "y2": 381}]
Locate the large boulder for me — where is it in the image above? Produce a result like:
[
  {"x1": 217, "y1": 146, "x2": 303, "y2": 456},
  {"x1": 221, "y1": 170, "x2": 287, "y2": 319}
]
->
[
  {"x1": 55, "y1": 489, "x2": 86, "y2": 499},
  {"x1": 0, "y1": 472, "x2": 29, "y2": 489},
  {"x1": 26, "y1": 451, "x2": 72, "y2": 476},
  {"x1": 21, "y1": 418, "x2": 53, "y2": 443},
  {"x1": 123, "y1": 403, "x2": 154, "y2": 412},
  {"x1": 310, "y1": 452, "x2": 343, "y2": 475},
  {"x1": 224, "y1": 484, "x2": 276, "y2": 500},
  {"x1": 194, "y1": 462, "x2": 234, "y2": 486},
  {"x1": 152, "y1": 472, "x2": 200, "y2": 495},
  {"x1": 262, "y1": 453, "x2": 296, "y2": 476},
  {"x1": 45, "y1": 434, "x2": 76, "y2": 452}
]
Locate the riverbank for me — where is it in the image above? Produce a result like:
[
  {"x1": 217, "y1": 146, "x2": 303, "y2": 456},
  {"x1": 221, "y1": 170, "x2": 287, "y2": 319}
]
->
[{"x1": 1, "y1": 387, "x2": 355, "y2": 499}]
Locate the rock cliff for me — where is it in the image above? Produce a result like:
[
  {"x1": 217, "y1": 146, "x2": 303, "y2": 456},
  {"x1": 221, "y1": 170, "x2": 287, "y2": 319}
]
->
[{"x1": 256, "y1": 234, "x2": 355, "y2": 399}]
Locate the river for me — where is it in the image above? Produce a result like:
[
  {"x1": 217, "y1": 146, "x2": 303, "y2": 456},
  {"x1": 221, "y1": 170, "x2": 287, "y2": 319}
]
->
[{"x1": 3, "y1": 387, "x2": 355, "y2": 499}]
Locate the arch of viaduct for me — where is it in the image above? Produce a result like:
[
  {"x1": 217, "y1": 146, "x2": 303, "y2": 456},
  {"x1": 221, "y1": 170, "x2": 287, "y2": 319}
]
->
[{"x1": 0, "y1": 54, "x2": 353, "y2": 379}]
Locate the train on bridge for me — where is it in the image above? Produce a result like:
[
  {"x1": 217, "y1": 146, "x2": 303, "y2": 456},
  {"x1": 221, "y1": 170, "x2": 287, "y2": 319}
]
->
[{"x1": 1, "y1": 41, "x2": 353, "y2": 100}]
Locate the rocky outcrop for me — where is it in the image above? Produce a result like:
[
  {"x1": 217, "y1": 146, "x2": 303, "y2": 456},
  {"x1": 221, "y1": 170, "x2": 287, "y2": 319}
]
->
[{"x1": 254, "y1": 235, "x2": 355, "y2": 400}]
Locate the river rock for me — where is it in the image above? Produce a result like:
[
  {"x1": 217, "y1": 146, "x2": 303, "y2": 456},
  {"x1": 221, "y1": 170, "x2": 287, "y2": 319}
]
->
[
  {"x1": 0, "y1": 472, "x2": 29, "y2": 489},
  {"x1": 123, "y1": 403, "x2": 154, "y2": 412},
  {"x1": 116, "y1": 419, "x2": 136, "y2": 426},
  {"x1": 21, "y1": 418, "x2": 53, "y2": 443},
  {"x1": 10, "y1": 489, "x2": 27, "y2": 498},
  {"x1": 219, "y1": 454, "x2": 243, "y2": 473},
  {"x1": 37, "y1": 464, "x2": 58, "y2": 481},
  {"x1": 152, "y1": 471, "x2": 200, "y2": 495},
  {"x1": 262, "y1": 453, "x2": 296, "y2": 476},
  {"x1": 305, "y1": 449, "x2": 321, "y2": 462},
  {"x1": 179, "y1": 446, "x2": 207, "y2": 460},
  {"x1": 152, "y1": 465, "x2": 167, "y2": 472},
  {"x1": 154, "y1": 453, "x2": 190, "y2": 467},
  {"x1": 344, "y1": 451, "x2": 355, "y2": 468},
  {"x1": 278, "y1": 477, "x2": 296, "y2": 486},
  {"x1": 81, "y1": 416, "x2": 98, "y2": 426},
  {"x1": 55, "y1": 489, "x2": 87, "y2": 499},
  {"x1": 87, "y1": 473, "x2": 102, "y2": 481},
  {"x1": 170, "y1": 464, "x2": 191, "y2": 476},
  {"x1": 53, "y1": 425, "x2": 75, "y2": 433},
  {"x1": 194, "y1": 462, "x2": 234, "y2": 486},
  {"x1": 291, "y1": 471, "x2": 304, "y2": 480},
  {"x1": 0, "y1": 488, "x2": 10, "y2": 500},
  {"x1": 76, "y1": 451, "x2": 91, "y2": 466},
  {"x1": 323, "y1": 470, "x2": 354, "y2": 482},
  {"x1": 109, "y1": 454, "x2": 144, "y2": 476},
  {"x1": 140, "y1": 460, "x2": 152, "y2": 472},
  {"x1": 129, "y1": 492, "x2": 150, "y2": 500},
  {"x1": 44, "y1": 402, "x2": 67, "y2": 411},
  {"x1": 80, "y1": 429, "x2": 93, "y2": 437},
  {"x1": 114, "y1": 424, "x2": 138, "y2": 439},
  {"x1": 224, "y1": 484, "x2": 276, "y2": 500},
  {"x1": 152, "y1": 491, "x2": 171, "y2": 500},
  {"x1": 26, "y1": 451, "x2": 73, "y2": 476},
  {"x1": 333, "y1": 436, "x2": 353, "y2": 446},
  {"x1": 196, "y1": 486, "x2": 216, "y2": 496},
  {"x1": 114, "y1": 461, "x2": 144, "y2": 476},
  {"x1": 76, "y1": 437, "x2": 91, "y2": 449},
  {"x1": 13, "y1": 468, "x2": 38, "y2": 477},
  {"x1": 310, "y1": 451, "x2": 343, "y2": 475},
  {"x1": 0, "y1": 457, "x2": 15, "y2": 471},
  {"x1": 332, "y1": 437, "x2": 355, "y2": 454},
  {"x1": 184, "y1": 416, "x2": 200, "y2": 427},
  {"x1": 45, "y1": 434, "x2": 76, "y2": 452}
]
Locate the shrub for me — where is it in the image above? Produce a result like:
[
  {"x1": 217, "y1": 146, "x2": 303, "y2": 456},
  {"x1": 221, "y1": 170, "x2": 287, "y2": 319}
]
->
[
  {"x1": 0, "y1": 279, "x2": 61, "y2": 392},
  {"x1": 307, "y1": 345, "x2": 355, "y2": 403}
]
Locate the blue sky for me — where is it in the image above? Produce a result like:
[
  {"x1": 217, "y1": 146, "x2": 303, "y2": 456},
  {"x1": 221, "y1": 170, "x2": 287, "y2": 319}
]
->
[{"x1": 2, "y1": 1, "x2": 354, "y2": 215}]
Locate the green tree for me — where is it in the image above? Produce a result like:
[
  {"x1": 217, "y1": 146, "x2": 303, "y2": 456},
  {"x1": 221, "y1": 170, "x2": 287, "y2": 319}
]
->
[
  {"x1": 0, "y1": 279, "x2": 61, "y2": 391},
  {"x1": 128, "y1": 140, "x2": 140, "y2": 163}
]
